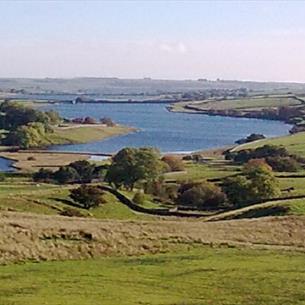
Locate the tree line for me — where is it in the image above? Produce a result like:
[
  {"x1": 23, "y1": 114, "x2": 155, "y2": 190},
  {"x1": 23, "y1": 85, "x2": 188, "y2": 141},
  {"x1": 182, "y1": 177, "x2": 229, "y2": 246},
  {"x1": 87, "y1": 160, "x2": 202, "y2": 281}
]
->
[{"x1": 32, "y1": 146, "x2": 283, "y2": 212}]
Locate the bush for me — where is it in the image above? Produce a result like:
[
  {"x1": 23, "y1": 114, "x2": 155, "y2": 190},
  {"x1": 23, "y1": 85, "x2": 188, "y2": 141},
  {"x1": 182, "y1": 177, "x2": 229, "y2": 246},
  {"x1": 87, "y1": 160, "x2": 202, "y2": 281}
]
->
[
  {"x1": 69, "y1": 185, "x2": 106, "y2": 209},
  {"x1": 227, "y1": 145, "x2": 289, "y2": 164},
  {"x1": 0, "y1": 173, "x2": 6, "y2": 182},
  {"x1": 235, "y1": 133, "x2": 265, "y2": 144},
  {"x1": 83, "y1": 116, "x2": 97, "y2": 124},
  {"x1": 162, "y1": 155, "x2": 185, "y2": 171},
  {"x1": 100, "y1": 117, "x2": 115, "y2": 127},
  {"x1": 59, "y1": 207, "x2": 87, "y2": 217},
  {"x1": 33, "y1": 168, "x2": 54, "y2": 182},
  {"x1": 265, "y1": 156, "x2": 300, "y2": 172},
  {"x1": 177, "y1": 181, "x2": 226, "y2": 210},
  {"x1": 133, "y1": 192, "x2": 146, "y2": 205}
]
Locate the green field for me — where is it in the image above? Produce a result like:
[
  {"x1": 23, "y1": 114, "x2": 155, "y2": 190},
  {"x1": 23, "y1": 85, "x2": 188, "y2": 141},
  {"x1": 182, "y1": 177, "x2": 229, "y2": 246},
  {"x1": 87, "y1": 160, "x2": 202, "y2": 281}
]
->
[
  {"x1": 170, "y1": 95, "x2": 303, "y2": 114},
  {"x1": 0, "y1": 177, "x2": 153, "y2": 220},
  {"x1": 50, "y1": 124, "x2": 134, "y2": 145},
  {"x1": 191, "y1": 95, "x2": 301, "y2": 111},
  {"x1": 1, "y1": 247, "x2": 305, "y2": 305}
]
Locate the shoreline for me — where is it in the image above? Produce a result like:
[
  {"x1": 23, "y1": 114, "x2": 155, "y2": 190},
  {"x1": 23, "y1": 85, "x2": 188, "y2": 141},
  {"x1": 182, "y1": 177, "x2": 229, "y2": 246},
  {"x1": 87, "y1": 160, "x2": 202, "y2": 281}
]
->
[
  {"x1": 0, "y1": 123, "x2": 135, "y2": 172},
  {"x1": 167, "y1": 102, "x2": 298, "y2": 134}
]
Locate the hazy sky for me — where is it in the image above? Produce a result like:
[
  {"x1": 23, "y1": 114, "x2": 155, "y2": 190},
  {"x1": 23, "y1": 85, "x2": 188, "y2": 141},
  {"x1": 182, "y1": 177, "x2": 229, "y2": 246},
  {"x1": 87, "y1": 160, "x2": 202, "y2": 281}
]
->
[{"x1": 1, "y1": 1, "x2": 305, "y2": 82}]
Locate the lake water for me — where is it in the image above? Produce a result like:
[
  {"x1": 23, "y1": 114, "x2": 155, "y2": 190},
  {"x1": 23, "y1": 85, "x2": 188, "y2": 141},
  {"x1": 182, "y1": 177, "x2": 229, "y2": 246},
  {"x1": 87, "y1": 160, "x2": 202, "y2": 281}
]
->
[
  {"x1": 44, "y1": 103, "x2": 292, "y2": 154},
  {"x1": 0, "y1": 157, "x2": 15, "y2": 172}
]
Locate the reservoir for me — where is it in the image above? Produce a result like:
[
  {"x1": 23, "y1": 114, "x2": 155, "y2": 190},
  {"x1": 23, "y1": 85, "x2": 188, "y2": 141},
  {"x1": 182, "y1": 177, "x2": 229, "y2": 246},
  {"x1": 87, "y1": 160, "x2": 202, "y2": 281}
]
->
[{"x1": 44, "y1": 103, "x2": 291, "y2": 154}]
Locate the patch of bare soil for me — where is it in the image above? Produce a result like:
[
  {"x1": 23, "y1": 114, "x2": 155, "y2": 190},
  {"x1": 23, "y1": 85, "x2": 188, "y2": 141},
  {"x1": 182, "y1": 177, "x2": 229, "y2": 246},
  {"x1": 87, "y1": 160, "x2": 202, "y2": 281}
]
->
[{"x1": 1, "y1": 211, "x2": 305, "y2": 264}]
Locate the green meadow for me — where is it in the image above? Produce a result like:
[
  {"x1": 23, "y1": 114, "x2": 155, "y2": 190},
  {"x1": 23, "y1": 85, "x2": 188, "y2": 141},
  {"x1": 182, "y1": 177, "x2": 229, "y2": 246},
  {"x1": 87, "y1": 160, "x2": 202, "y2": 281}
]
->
[{"x1": 1, "y1": 247, "x2": 305, "y2": 305}]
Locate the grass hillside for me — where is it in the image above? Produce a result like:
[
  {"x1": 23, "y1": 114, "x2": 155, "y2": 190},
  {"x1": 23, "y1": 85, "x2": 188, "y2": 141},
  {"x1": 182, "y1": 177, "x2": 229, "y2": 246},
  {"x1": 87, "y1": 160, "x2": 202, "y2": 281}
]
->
[
  {"x1": 232, "y1": 131, "x2": 305, "y2": 157},
  {"x1": 1, "y1": 210, "x2": 305, "y2": 264},
  {"x1": 0, "y1": 177, "x2": 154, "y2": 220},
  {"x1": 1, "y1": 247, "x2": 305, "y2": 305},
  {"x1": 170, "y1": 94, "x2": 303, "y2": 113},
  {"x1": 188, "y1": 95, "x2": 302, "y2": 111}
]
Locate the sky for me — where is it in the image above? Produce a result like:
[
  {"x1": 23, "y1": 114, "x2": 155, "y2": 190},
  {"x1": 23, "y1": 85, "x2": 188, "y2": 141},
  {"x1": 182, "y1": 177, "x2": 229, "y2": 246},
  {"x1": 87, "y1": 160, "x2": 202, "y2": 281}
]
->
[{"x1": 1, "y1": 0, "x2": 305, "y2": 82}]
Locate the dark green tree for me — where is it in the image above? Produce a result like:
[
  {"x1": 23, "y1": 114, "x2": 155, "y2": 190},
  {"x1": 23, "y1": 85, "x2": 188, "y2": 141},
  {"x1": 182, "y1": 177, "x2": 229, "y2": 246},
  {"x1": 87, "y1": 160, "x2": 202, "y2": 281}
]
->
[
  {"x1": 106, "y1": 147, "x2": 164, "y2": 190},
  {"x1": 69, "y1": 185, "x2": 106, "y2": 209},
  {"x1": 69, "y1": 160, "x2": 96, "y2": 183},
  {"x1": 177, "y1": 181, "x2": 226, "y2": 210},
  {"x1": 53, "y1": 166, "x2": 80, "y2": 184}
]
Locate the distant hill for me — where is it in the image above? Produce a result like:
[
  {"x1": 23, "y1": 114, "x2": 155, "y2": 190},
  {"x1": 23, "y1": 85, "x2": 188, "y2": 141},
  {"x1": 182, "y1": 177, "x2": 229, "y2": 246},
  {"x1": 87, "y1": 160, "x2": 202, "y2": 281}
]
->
[{"x1": 1, "y1": 77, "x2": 305, "y2": 95}]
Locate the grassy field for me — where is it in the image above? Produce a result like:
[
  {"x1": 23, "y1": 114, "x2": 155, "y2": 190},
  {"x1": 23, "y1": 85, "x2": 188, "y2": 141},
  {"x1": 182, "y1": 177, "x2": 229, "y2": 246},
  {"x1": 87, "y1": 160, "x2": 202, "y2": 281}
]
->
[
  {"x1": 170, "y1": 95, "x2": 302, "y2": 113},
  {"x1": 50, "y1": 124, "x2": 135, "y2": 145},
  {"x1": 0, "y1": 177, "x2": 154, "y2": 220},
  {"x1": 164, "y1": 160, "x2": 239, "y2": 182},
  {"x1": 1, "y1": 247, "x2": 305, "y2": 305},
  {"x1": 190, "y1": 95, "x2": 301, "y2": 111}
]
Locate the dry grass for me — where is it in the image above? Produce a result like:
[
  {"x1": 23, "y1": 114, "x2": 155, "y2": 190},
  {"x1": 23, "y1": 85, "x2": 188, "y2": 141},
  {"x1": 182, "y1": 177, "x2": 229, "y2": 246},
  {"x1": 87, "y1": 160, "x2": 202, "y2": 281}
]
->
[
  {"x1": 0, "y1": 151, "x2": 90, "y2": 172},
  {"x1": 1, "y1": 211, "x2": 305, "y2": 264}
]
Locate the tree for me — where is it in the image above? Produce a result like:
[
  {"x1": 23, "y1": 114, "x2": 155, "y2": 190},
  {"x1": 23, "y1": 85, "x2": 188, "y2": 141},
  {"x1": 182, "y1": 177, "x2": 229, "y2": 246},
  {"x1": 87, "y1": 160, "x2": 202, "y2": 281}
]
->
[
  {"x1": 0, "y1": 101, "x2": 50, "y2": 130},
  {"x1": 45, "y1": 110, "x2": 61, "y2": 125},
  {"x1": 3, "y1": 122, "x2": 48, "y2": 149},
  {"x1": 162, "y1": 155, "x2": 185, "y2": 171},
  {"x1": 222, "y1": 162, "x2": 280, "y2": 207},
  {"x1": 177, "y1": 181, "x2": 226, "y2": 210},
  {"x1": 69, "y1": 160, "x2": 96, "y2": 183},
  {"x1": 244, "y1": 163, "x2": 281, "y2": 201},
  {"x1": 222, "y1": 176, "x2": 252, "y2": 207},
  {"x1": 53, "y1": 166, "x2": 80, "y2": 184},
  {"x1": 106, "y1": 147, "x2": 164, "y2": 190},
  {"x1": 227, "y1": 145, "x2": 289, "y2": 164},
  {"x1": 70, "y1": 185, "x2": 105, "y2": 209}
]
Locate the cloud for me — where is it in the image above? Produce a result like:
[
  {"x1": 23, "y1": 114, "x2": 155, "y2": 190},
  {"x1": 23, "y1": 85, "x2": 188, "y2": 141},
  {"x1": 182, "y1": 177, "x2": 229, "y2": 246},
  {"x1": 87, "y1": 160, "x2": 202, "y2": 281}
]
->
[{"x1": 159, "y1": 42, "x2": 187, "y2": 54}]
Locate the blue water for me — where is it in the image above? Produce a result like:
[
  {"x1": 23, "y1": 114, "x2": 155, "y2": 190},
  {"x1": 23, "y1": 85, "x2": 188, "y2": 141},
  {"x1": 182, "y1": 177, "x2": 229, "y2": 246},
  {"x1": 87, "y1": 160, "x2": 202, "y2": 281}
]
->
[
  {"x1": 0, "y1": 157, "x2": 15, "y2": 172},
  {"x1": 44, "y1": 103, "x2": 291, "y2": 154}
]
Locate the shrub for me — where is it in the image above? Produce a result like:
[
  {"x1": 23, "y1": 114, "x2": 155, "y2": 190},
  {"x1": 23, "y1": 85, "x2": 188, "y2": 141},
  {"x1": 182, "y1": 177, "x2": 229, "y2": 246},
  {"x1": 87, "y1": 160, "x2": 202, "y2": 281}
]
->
[
  {"x1": 265, "y1": 156, "x2": 300, "y2": 172},
  {"x1": 100, "y1": 117, "x2": 115, "y2": 127},
  {"x1": 133, "y1": 192, "x2": 146, "y2": 205},
  {"x1": 235, "y1": 133, "x2": 265, "y2": 144},
  {"x1": 162, "y1": 155, "x2": 185, "y2": 171},
  {"x1": 0, "y1": 173, "x2": 6, "y2": 182},
  {"x1": 83, "y1": 116, "x2": 97, "y2": 124},
  {"x1": 33, "y1": 168, "x2": 54, "y2": 182},
  {"x1": 59, "y1": 207, "x2": 87, "y2": 217},
  {"x1": 177, "y1": 181, "x2": 226, "y2": 210},
  {"x1": 69, "y1": 185, "x2": 106, "y2": 209},
  {"x1": 227, "y1": 145, "x2": 289, "y2": 164},
  {"x1": 243, "y1": 158, "x2": 272, "y2": 173}
]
